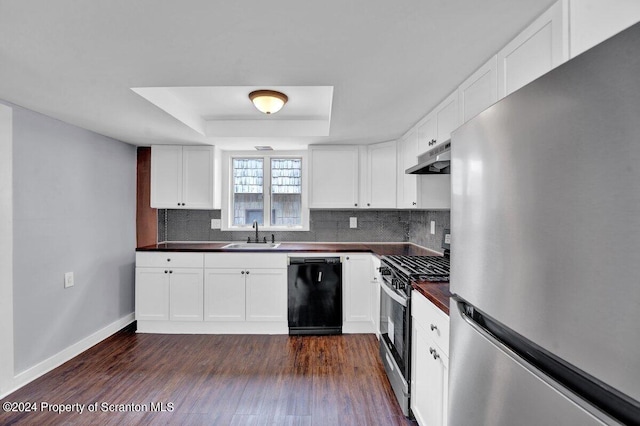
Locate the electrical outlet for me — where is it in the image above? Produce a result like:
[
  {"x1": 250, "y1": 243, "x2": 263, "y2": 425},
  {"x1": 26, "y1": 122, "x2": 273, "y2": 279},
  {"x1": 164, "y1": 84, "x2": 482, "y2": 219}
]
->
[
  {"x1": 350, "y1": 217, "x2": 358, "y2": 229},
  {"x1": 430, "y1": 220, "x2": 436, "y2": 235},
  {"x1": 211, "y1": 219, "x2": 221, "y2": 229},
  {"x1": 64, "y1": 272, "x2": 74, "y2": 288}
]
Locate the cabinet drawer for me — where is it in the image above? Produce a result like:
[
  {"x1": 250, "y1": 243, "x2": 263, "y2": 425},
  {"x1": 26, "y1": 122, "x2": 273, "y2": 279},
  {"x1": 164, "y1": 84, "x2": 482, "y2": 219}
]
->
[
  {"x1": 412, "y1": 290, "x2": 450, "y2": 355},
  {"x1": 136, "y1": 252, "x2": 204, "y2": 268},
  {"x1": 204, "y1": 253, "x2": 287, "y2": 269}
]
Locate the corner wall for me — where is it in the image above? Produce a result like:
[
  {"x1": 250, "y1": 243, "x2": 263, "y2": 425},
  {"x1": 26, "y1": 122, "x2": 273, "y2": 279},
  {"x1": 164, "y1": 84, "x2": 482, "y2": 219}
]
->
[
  {"x1": 9, "y1": 102, "x2": 137, "y2": 375},
  {"x1": 0, "y1": 104, "x2": 14, "y2": 396}
]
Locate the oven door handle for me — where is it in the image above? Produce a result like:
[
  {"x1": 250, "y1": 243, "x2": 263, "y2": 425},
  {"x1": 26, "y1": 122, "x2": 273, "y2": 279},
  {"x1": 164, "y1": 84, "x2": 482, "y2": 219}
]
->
[{"x1": 380, "y1": 281, "x2": 408, "y2": 307}]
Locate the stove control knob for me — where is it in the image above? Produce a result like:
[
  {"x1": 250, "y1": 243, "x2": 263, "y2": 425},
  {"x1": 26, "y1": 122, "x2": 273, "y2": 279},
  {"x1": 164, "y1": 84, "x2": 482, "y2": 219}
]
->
[{"x1": 379, "y1": 267, "x2": 392, "y2": 276}]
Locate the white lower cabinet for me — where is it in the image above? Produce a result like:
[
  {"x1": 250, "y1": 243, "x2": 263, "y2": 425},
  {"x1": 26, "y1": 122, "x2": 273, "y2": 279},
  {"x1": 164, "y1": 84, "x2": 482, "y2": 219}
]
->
[
  {"x1": 203, "y1": 269, "x2": 246, "y2": 321},
  {"x1": 135, "y1": 251, "x2": 379, "y2": 335},
  {"x1": 245, "y1": 269, "x2": 287, "y2": 322},
  {"x1": 169, "y1": 269, "x2": 204, "y2": 321},
  {"x1": 411, "y1": 290, "x2": 449, "y2": 426},
  {"x1": 203, "y1": 267, "x2": 287, "y2": 322},
  {"x1": 342, "y1": 254, "x2": 375, "y2": 333},
  {"x1": 135, "y1": 253, "x2": 204, "y2": 322},
  {"x1": 135, "y1": 268, "x2": 170, "y2": 321}
]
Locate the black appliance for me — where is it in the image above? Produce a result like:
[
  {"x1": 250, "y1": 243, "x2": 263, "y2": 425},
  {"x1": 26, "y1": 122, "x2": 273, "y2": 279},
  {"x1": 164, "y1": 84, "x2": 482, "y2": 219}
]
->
[
  {"x1": 378, "y1": 230, "x2": 450, "y2": 417},
  {"x1": 288, "y1": 257, "x2": 342, "y2": 335}
]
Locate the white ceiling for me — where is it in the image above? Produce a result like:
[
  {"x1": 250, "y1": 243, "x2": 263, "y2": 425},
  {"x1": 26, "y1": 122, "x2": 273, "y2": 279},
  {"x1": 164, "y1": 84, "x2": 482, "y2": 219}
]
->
[
  {"x1": 132, "y1": 85, "x2": 334, "y2": 137},
  {"x1": 0, "y1": 0, "x2": 556, "y2": 150}
]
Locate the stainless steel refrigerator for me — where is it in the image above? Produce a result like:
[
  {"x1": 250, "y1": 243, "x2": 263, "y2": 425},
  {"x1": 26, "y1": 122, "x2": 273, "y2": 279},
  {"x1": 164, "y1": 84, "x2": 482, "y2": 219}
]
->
[{"x1": 449, "y1": 23, "x2": 640, "y2": 425}]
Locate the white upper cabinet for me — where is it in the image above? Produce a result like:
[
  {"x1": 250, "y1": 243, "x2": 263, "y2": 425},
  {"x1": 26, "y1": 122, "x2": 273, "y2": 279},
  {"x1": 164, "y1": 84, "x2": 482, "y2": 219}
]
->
[
  {"x1": 416, "y1": 91, "x2": 459, "y2": 155},
  {"x1": 397, "y1": 130, "x2": 419, "y2": 209},
  {"x1": 497, "y1": 0, "x2": 569, "y2": 99},
  {"x1": 568, "y1": 0, "x2": 640, "y2": 57},
  {"x1": 416, "y1": 112, "x2": 437, "y2": 154},
  {"x1": 435, "y1": 92, "x2": 459, "y2": 146},
  {"x1": 151, "y1": 145, "x2": 220, "y2": 209},
  {"x1": 309, "y1": 145, "x2": 360, "y2": 208},
  {"x1": 362, "y1": 141, "x2": 397, "y2": 209},
  {"x1": 151, "y1": 146, "x2": 182, "y2": 208},
  {"x1": 458, "y1": 55, "x2": 498, "y2": 124}
]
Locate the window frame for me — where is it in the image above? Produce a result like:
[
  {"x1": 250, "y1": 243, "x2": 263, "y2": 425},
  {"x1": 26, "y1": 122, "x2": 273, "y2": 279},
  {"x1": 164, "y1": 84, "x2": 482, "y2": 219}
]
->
[{"x1": 221, "y1": 150, "x2": 309, "y2": 231}]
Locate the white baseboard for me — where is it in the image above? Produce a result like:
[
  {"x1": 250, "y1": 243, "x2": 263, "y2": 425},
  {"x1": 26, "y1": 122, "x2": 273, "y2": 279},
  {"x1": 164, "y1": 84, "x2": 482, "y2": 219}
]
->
[
  {"x1": 0, "y1": 313, "x2": 134, "y2": 400},
  {"x1": 136, "y1": 320, "x2": 288, "y2": 335}
]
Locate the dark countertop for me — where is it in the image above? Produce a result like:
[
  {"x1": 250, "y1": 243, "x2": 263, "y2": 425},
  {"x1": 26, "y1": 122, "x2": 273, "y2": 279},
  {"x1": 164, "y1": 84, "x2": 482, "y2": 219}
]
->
[
  {"x1": 136, "y1": 242, "x2": 441, "y2": 257},
  {"x1": 136, "y1": 241, "x2": 451, "y2": 314},
  {"x1": 412, "y1": 281, "x2": 452, "y2": 316}
]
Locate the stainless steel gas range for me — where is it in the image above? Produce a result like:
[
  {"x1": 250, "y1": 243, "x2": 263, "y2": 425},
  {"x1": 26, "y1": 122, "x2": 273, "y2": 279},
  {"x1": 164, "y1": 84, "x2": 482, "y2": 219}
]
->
[{"x1": 378, "y1": 231, "x2": 450, "y2": 417}]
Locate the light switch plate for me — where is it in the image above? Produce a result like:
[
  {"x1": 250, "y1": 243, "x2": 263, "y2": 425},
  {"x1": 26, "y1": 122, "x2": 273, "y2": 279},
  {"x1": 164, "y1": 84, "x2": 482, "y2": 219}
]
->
[
  {"x1": 350, "y1": 217, "x2": 357, "y2": 229},
  {"x1": 430, "y1": 220, "x2": 436, "y2": 235},
  {"x1": 64, "y1": 272, "x2": 74, "y2": 288},
  {"x1": 211, "y1": 219, "x2": 221, "y2": 229}
]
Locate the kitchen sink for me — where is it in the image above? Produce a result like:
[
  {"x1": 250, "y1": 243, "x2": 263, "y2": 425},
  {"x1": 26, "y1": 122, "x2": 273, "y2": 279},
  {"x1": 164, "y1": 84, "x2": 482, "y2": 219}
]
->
[{"x1": 222, "y1": 242, "x2": 281, "y2": 250}]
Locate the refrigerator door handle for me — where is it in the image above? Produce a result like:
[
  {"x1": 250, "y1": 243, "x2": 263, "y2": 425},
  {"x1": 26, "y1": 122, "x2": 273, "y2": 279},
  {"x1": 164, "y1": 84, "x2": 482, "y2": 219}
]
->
[{"x1": 453, "y1": 298, "x2": 639, "y2": 425}]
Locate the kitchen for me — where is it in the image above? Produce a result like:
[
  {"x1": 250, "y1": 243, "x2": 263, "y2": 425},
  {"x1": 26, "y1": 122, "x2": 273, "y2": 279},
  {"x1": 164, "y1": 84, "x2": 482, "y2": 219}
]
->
[{"x1": 1, "y1": 1, "x2": 639, "y2": 425}]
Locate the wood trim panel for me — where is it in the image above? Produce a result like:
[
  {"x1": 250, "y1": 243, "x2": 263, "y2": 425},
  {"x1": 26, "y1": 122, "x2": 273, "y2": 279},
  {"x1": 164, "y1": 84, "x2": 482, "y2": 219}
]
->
[{"x1": 136, "y1": 147, "x2": 157, "y2": 247}]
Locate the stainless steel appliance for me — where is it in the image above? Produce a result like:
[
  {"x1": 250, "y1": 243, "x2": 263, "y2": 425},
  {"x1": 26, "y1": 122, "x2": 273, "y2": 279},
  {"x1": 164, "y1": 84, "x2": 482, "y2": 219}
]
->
[
  {"x1": 288, "y1": 257, "x2": 342, "y2": 335},
  {"x1": 405, "y1": 140, "x2": 451, "y2": 174},
  {"x1": 379, "y1": 231, "x2": 450, "y2": 417},
  {"x1": 449, "y1": 23, "x2": 640, "y2": 425}
]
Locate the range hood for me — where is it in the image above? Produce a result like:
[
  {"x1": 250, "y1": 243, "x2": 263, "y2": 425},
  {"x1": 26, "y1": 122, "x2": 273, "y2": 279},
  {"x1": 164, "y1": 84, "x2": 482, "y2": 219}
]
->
[{"x1": 405, "y1": 140, "x2": 451, "y2": 174}]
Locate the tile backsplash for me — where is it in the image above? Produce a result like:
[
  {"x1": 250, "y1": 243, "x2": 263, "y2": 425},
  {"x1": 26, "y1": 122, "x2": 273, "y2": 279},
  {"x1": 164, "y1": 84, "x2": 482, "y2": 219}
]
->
[{"x1": 158, "y1": 209, "x2": 450, "y2": 252}]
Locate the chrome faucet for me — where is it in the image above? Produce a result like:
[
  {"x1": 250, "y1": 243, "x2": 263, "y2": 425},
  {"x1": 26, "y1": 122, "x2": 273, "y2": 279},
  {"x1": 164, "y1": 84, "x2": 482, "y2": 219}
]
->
[{"x1": 252, "y1": 220, "x2": 259, "y2": 243}]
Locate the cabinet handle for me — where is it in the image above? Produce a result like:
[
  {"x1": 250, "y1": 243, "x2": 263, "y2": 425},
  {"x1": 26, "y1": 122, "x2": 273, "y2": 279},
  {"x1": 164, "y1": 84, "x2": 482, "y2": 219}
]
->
[
  {"x1": 367, "y1": 203, "x2": 370, "y2": 206},
  {"x1": 164, "y1": 270, "x2": 168, "y2": 274},
  {"x1": 430, "y1": 324, "x2": 438, "y2": 331},
  {"x1": 354, "y1": 203, "x2": 358, "y2": 207},
  {"x1": 429, "y1": 139, "x2": 437, "y2": 146},
  {"x1": 169, "y1": 270, "x2": 173, "y2": 274},
  {"x1": 346, "y1": 256, "x2": 350, "y2": 260},
  {"x1": 412, "y1": 202, "x2": 417, "y2": 206},
  {"x1": 167, "y1": 258, "x2": 171, "y2": 262},
  {"x1": 241, "y1": 271, "x2": 245, "y2": 274},
  {"x1": 177, "y1": 203, "x2": 180, "y2": 206},
  {"x1": 429, "y1": 347, "x2": 440, "y2": 360},
  {"x1": 181, "y1": 203, "x2": 185, "y2": 206},
  {"x1": 246, "y1": 270, "x2": 250, "y2": 275}
]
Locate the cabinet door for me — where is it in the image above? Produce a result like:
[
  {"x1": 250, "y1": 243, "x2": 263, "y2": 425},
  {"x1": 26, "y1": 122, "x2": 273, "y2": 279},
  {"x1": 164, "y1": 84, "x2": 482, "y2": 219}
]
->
[
  {"x1": 135, "y1": 268, "x2": 170, "y2": 321},
  {"x1": 497, "y1": 0, "x2": 568, "y2": 98},
  {"x1": 366, "y1": 141, "x2": 397, "y2": 208},
  {"x1": 343, "y1": 255, "x2": 373, "y2": 323},
  {"x1": 411, "y1": 322, "x2": 448, "y2": 426},
  {"x1": 169, "y1": 268, "x2": 203, "y2": 321},
  {"x1": 182, "y1": 146, "x2": 214, "y2": 209},
  {"x1": 309, "y1": 146, "x2": 360, "y2": 208},
  {"x1": 458, "y1": 56, "x2": 498, "y2": 124},
  {"x1": 371, "y1": 256, "x2": 382, "y2": 338},
  {"x1": 204, "y1": 269, "x2": 246, "y2": 321},
  {"x1": 397, "y1": 131, "x2": 418, "y2": 209},
  {"x1": 435, "y1": 92, "x2": 459, "y2": 145},
  {"x1": 418, "y1": 175, "x2": 451, "y2": 210},
  {"x1": 569, "y1": 0, "x2": 640, "y2": 57},
  {"x1": 417, "y1": 113, "x2": 437, "y2": 154},
  {"x1": 151, "y1": 146, "x2": 183, "y2": 208},
  {"x1": 245, "y1": 269, "x2": 287, "y2": 322}
]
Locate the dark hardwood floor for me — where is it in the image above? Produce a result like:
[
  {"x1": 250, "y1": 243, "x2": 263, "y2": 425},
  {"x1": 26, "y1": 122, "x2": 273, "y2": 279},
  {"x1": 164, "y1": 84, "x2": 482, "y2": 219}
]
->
[{"x1": 1, "y1": 324, "x2": 416, "y2": 425}]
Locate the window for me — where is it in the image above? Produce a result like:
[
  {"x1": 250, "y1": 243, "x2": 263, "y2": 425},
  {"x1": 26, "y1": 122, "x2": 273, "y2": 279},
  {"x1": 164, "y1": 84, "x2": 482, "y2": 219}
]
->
[{"x1": 223, "y1": 152, "x2": 308, "y2": 231}]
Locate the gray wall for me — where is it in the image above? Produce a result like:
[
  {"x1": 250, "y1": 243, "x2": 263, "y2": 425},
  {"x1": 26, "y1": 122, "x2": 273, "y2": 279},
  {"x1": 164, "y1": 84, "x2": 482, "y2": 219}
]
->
[
  {"x1": 158, "y1": 209, "x2": 451, "y2": 252},
  {"x1": 10, "y1": 103, "x2": 136, "y2": 373}
]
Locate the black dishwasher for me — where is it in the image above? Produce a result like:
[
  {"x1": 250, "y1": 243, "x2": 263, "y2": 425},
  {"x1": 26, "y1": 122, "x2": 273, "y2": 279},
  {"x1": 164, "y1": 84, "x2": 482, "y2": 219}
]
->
[{"x1": 288, "y1": 257, "x2": 342, "y2": 335}]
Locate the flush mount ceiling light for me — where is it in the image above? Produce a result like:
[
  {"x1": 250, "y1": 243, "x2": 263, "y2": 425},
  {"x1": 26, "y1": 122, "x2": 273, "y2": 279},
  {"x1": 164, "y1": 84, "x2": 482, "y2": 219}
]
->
[{"x1": 249, "y1": 90, "x2": 288, "y2": 114}]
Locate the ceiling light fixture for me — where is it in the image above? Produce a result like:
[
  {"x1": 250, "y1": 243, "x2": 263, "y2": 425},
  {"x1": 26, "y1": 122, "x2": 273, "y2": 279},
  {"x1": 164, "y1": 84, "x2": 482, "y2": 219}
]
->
[{"x1": 249, "y1": 90, "x2": 288, "y2": 114}]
